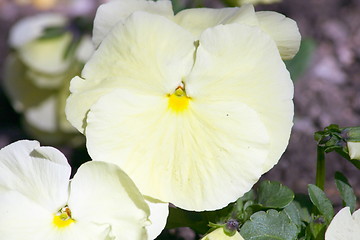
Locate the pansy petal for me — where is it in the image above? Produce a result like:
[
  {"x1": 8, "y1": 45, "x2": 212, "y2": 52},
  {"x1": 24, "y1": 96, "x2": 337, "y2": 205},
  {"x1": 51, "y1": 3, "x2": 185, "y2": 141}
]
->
[
  {"x1": 68, "y1": 161, "x2": 149, "y2": 240},
  {"x1": 325, "y1": 207, "x2": 360, "y2": 240},
  {"x1": 0, "y1": 191, "x2": 55, "y2": 239},
  {"x1": 347, "y1": 142, "x2": 360, "y2": 160},
  {"x1": 0, "y1": 140, "x2": 70, "y2": 211},
  {"x1": 85, "y1": 87, "x2": 268, "y2": 210},
  {"x1": 9, "y1": 13, "x2": 67, "y2": 48},
  {"x1": 0, "y1": 191, "x2": 113, "y2": 240},
  {"x1": 3, "y1": 55, "x2": 54, "y2": 112},
  {"x1": 66, "y1": 76, "x2": 124, "y2": 133},
  {"x1": 256, "y1": 11, "x2": 301, "y2": 60},
  {"x1": 145, "y1": 197, "x2": 169, "y2": 240},
  {"x1": 175, "y1": 4, "x2": 258, "y2": 37},
  {"x1": 67, "y1": 12, "x2": 195, "y2": 132},
  {"x1": 55, "y1": 222, "x2": 113, "y2": 240},
  {"x1": 18, "y1": 33, "x2": 73, "y2": 75},
  {"x1": 186, "y1": 23, "x2": 293, "y2": 173},
  {"x1": 24, "y1": 96, "x2": 58, "y2": 132},
  {"x1": 93, "y1": 0, "x2": 174, "y2": 47},
  {"x1": 84, "y1": 11, "x2": 194, "y2": 90}
]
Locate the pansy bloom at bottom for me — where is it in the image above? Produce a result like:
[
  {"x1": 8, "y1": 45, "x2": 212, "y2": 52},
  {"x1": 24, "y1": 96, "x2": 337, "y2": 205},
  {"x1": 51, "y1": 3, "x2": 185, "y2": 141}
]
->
[{"x1": 0, "y1": 140, "x2": 166, "y2": 240}]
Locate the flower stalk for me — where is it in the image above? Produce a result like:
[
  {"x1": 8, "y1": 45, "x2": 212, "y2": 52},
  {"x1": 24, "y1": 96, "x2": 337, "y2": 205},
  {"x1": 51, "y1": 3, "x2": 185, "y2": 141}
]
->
[{"x1": 315, "y1": 146, "x2": 326, "y2": 190}]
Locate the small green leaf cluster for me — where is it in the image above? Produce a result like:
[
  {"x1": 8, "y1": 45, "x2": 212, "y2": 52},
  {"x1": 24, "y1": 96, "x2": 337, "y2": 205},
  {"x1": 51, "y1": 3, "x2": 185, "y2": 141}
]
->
[{"x1": 314, "y1": 124, "x2": 360, "y2": 168}]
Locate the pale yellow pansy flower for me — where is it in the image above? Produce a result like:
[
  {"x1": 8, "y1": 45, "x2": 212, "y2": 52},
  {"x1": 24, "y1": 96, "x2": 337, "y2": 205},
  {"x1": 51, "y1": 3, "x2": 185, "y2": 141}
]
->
[
  {"x1": 347, "y1": 142, "x2": 360, "y2": 160},
  {"x1": 92, "y1": 0, "x2": 300, "y2": 60},
  {"x1": 0, "y1": 140, "x2": 160, "y2": 240},
  {"x1": 66, "y1": 4, "x2": 295, "y2": 210},
  {"x1": 201, "y1": 228, "x2": 244, "y2": 240},
  {"x1": 325, "y1": 207, "x2": 360, "y2": 240},
  {"x1": 4, "y1": 13, "x2": 94, "y2": 145}
]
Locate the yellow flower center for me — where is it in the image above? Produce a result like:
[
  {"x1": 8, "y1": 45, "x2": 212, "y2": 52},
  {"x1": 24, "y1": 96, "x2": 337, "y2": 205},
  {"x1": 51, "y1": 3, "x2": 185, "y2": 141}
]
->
[
  {"x1": 53, "y1": 207, "x2": 75, "y2": 228},
  {"x1": 168, "y1": 87, "x2": 190, "y2": 112}
]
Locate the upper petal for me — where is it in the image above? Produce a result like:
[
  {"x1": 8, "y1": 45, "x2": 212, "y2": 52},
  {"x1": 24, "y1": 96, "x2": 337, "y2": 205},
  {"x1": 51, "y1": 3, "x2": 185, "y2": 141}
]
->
[
  {"x1": 0, "y1": 140, "x2": 71, "y2": 212},
  {"x1": 255, "y1": 11, "x2": 301, "y2": 60},
  {"x1": 186, "y1": 23, "x2": 293, "y2": 173},
  {"x1": 9, "y1": 13, "x2": 67, "y2": 48},
  {"x1": 17, "y1": 33, "x2": 73, "y2": 75},
  {"x1": 68, "y1": 161, "x2": 150, "y2": 240},
  {"x1": 175, "y1": 4, "x2": 258, "y2": 37},
  {"x1": 93, "y1": 0, "x2": 174, "y2": 47},
  {"x1": 325, "y1": 207, "x2": 360, "y2": 240},
  {"x1": 66, "y1": 12, "x2": 195, "y2": 133}
]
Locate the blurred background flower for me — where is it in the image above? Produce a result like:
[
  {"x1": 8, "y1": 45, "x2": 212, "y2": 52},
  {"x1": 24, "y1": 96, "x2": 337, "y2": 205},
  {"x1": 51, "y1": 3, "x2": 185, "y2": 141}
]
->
[{"x1": 3, "y1": 13, "x2": 94, "y2": 145}]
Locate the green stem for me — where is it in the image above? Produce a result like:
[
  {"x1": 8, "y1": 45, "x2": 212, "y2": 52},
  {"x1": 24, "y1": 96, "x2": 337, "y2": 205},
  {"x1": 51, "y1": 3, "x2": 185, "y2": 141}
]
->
[{"x1": 315, "y1": 146, "x2": 326, "y2": 190}]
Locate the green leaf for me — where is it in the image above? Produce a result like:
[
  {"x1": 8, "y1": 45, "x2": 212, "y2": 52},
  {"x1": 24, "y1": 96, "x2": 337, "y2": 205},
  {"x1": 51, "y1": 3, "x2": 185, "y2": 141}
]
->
[
  {"x1": 306, "y1": 219, "x2": 326, "y2": 240},
  {"x1": 171, "y1": 0, "x2": 186, "y2": 13},
  {"x1": 38, "y1": 26, "x2": 66, "y2": 40},
  {"x1": 285, "y1": 38, "x2": 316, "y2": 81},
  {"x1": 240, "y1": 209, "x2": 299, "y2": 240},
  {"x1": 257, "y1": 181, "x2": 294, "y2": 208},
  {"x1": 284, "y1": 202, "x2": 302, "y2": 229},
  {"x1": 293, "y1": 194, "x2": 312, "y2": 223},
  {"x1": 334, "y1": 171, "x2": 357, "y2": 213},
  {"x1": 308, "y1": 184, "x2": 334, "y2": 224}
]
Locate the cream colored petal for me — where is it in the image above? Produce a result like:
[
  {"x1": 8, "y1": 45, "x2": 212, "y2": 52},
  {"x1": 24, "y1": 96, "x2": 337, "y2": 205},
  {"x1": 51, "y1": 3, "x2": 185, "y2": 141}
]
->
[
  {"x1": 347, "y1": 142, "x2": 360, "y2": 160},
  {"x1": 66, "y1": 76, "x2": 124, "y2": 133},
  {"x1": 325, "y1": 207, "x2": 360, "y2": 240},
  {"x1": 85, "y1": 87, "x2": 269, "y2": 211},
  {"x1": 9, "y1": 13, "x2": 66, "y2": 48},
  {"x1": 144, "y1": 197, "x2": 169, "y2": 240},
  {"x1": 186, "y1": 23, "x2": 293, "y2": 173},
  {"x1": 68, "y1": 161, "x2": 149, "y2": 240},
  {"x1": 67, "y1": 12, "x2": 195, "y2": 133},
  {"x1": 3, "y1": 54, "x2": 54, "y2": 112},
  {"x1": 175, "y1": 4, "x2": 258, "y2": 37},
  {"x1": 18, "y1": 33, "x2": 73, "y2": 75},
  {"x1": 0, "y1": 140, "x2": 70, "y2": 212},
  {"x1": 93, "y1": 0, "x2": 174, "y2": 47},
  {"x1": 76, "y1": 36, "x2": 95, "y2": 62},
  {"x1": 201, "y1": 228, "x2": 244, "y2": 240},
  {"x1": 256, "y1": 11, "x2": 301, "y2": 60},
  {"x1": 24, "y1": 96, "x2": 58, "y2": 132}
]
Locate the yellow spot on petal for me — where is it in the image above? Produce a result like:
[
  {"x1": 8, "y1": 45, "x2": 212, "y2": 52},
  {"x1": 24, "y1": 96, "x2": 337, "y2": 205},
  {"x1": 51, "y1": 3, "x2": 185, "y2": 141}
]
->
[
  {"x1": 168, "y1": 87, "x2": 190, "y2": 112},
  {"x1": 53, "y1": 207, "x2": 75, "y2": 228}
]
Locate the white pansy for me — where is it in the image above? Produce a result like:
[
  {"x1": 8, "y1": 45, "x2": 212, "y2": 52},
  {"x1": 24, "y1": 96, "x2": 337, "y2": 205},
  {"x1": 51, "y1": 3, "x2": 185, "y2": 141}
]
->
[
  {"x1": 66, "y1": 5, "x2": 295, "y2": 211},
  {"x1": 0, "y1": 140, "x2": 168, "y2": 240},
  {"x1": 201, "y1": 228, "x2": 244, "y2": 240},
  {"x1": 325, "y1": 207, "x2": 360, "y2": 240}
]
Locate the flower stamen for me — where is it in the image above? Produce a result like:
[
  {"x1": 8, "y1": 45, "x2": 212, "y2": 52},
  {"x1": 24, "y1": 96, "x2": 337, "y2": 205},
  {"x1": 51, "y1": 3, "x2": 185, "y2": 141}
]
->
[
  {"x1": 53, "y1": 207, "x2": 75, "y2": 228},
  {"x1": 168, "y1": 86, "x2": 190, "y2": 112}
]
